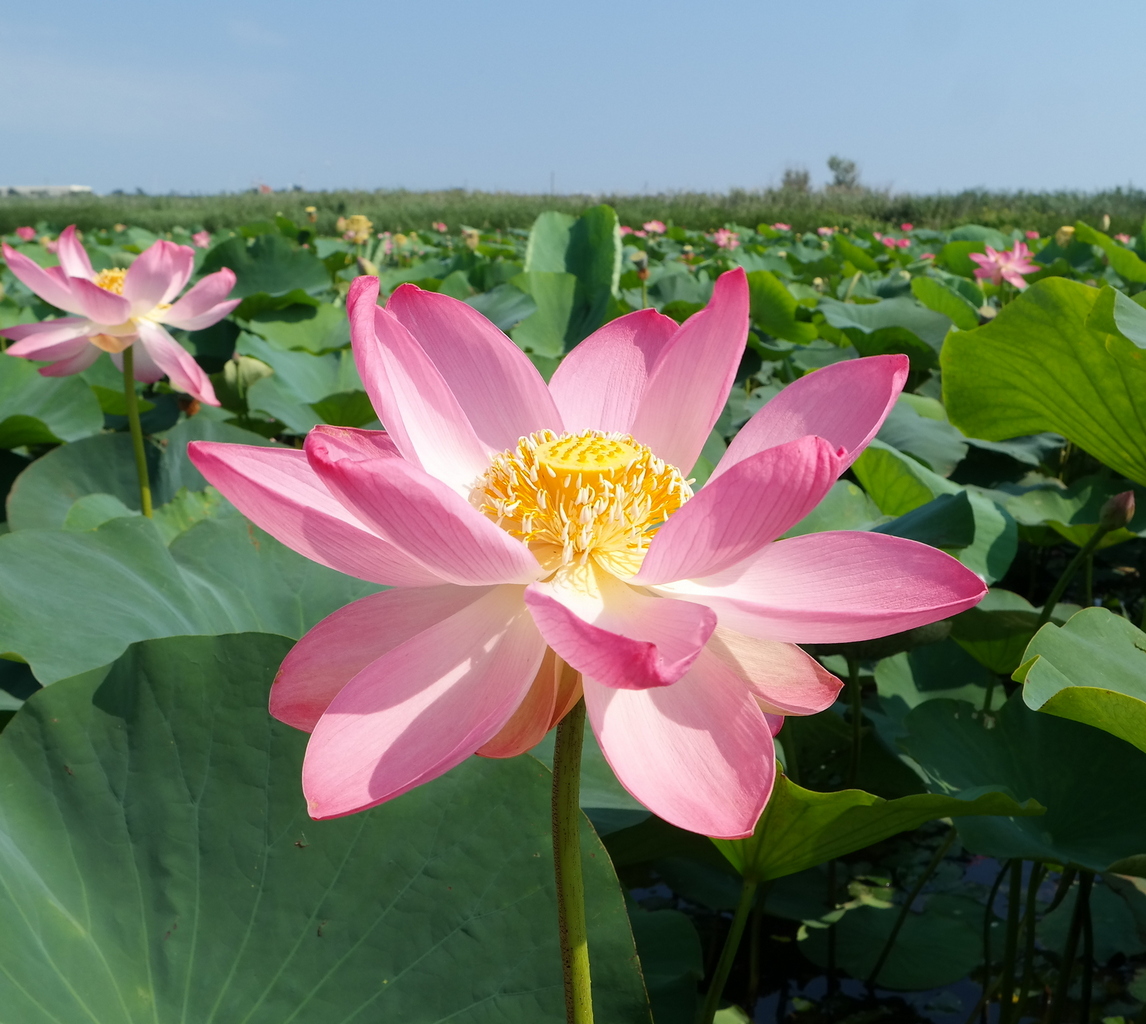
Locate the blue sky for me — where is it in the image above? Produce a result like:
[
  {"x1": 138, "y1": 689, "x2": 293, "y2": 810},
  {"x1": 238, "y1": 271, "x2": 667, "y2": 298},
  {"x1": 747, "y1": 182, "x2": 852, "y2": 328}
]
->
[{"x1": 3, "y1": 0, "x2": 1142, "y2": 196}]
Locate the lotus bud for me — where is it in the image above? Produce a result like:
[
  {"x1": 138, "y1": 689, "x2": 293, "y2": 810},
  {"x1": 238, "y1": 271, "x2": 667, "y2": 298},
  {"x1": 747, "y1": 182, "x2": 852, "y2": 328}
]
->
[
  {"x1": 305, "y1": 206, "x2": 318, "y2": 224},
  {"x1": 356, "y1": 255, "x2": 379, "y2": 277},
  {"x1": 462, "y1": 228, "x2": 481, "y2": 250},
  {"x1": 1055, "y1": 225, "x2": 1075, "y2": 247},
  {"x1": 1099, "y1": 490, "x2": 1136, "y2": 532},
  {"x1": 1102, "y1": 213, "x2": 1111, "y2": 231},
  {"x1": 630, "y1": 250, "x2": 649, "y2": 280}
]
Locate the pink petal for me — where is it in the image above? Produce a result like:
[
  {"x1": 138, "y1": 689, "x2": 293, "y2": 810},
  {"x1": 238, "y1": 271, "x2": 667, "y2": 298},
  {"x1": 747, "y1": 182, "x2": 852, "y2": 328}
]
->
[
  {"x1": 477, "y1": 646, "x2": 563, "y2": 757},
  {"x1": 305, "y1": 426, "x2": 542, "y2": 586},
  {"x1": 54, "y1": 225, "x2": 95, "y2": 281},
  {"x1": 524, "y1": 573, "x2": 716, "y2": 689},
  {"x1": 272, "y1": 585, "x2": 486, "y2": 731},
  {"x1": 1, "y1": 243, "x2": 85, "y2": 315},
  {"x1": 161, "y1": 269, "x2": 240, "y2": 330},
  {"x1": 187, "y1": 441, "x2": 444, "y2": 586},
  {"x1": 123, "y1": 239, "x2": 195, "y2": 312},
  {"x1": 38, "y1": 345, "x2": 101, "y2": 377},
  {"x1": 386, "y1": 284, "x2": 562, "y2": 449},
  {"x1": 111, "y1": 342, "x2": 160, "y2": 383},
  {"x1": 661, "y1": 531, "x2": 986, "y2": 643},
  {"x1": 135, "y1": 321, "x2": 219, "y2": 405},
  {"x1": 714, "y1": 354, "x2": 908, "y2": 479},
  {"x1": 347, "y1": 276, "x2": 491, "y2": 490},
  {"x1": 629, "y1": 267, "x2": 750, "y2": 472},
  {"x1": 69, "y1": 277, "x2": 132, "y2": 326},
  {"x1": 584, "y1": 648, "x2": 776, "y2": 838},
  {"x1": 548, "y1": 308, "x2": 679, "y2": 434},
  {"x1": 4, "y1": 317, "x2": 93, "y2": 360},
  {"x1": 633, "y1": 436, "x2": 842, "y2": 585},
  {"x1": 302, "y1": 585, "x2": 546, "y2": 819},
  {"x1": 705, "y1": 626, "x2": 842, "y2": 715}
]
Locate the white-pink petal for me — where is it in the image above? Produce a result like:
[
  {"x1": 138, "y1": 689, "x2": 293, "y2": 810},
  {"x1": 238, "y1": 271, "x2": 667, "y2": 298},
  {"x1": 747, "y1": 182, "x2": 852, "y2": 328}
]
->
[
  {"x1": 272, "y1": 585, "x2": 487, "y2": 731},
  {"x1": 54, "y1": 226, "x2": 95, "y2": 281},
  {"x1": 584, "y1": 648, "x2": 776, "y2": 839},
  {"x1": 1, "y1": 244, "x2": 85, "y2": 315},
  {"x1": 186, "y1": 440, "x2": 444, "y2": 587},
  {"x1": 135, "y1": 321, "x2": 219, "y2": 405},
  {"x1": 69, "y1": 277, "x2": 132, "y2": 326},
  {"x1": 3, "y1": 318, "x2": 93, "y2": 360},
  {"x1": 548, "y1": 308, "x2": 678, "y2": 434},
  {"x1": 305, "y1": 426, "x2": 542, "y2": 586},
  {"x1": 123, "y1": 239, "x2": 195, "y2": 312},
  {"x1": 629, "y1": 267, "x2": 750, "y2": 472},
  {"x1": 302, "y1": 585, "x2": 546, "y2": 819},
  {"x1": 386, "y1": 284, "x2": 562, "y2": 449},
  {"x1": 161, "y1": 269, "x2": 240, "y2": 330},
  {"x1": 661, "y1": 531, "x2": 987, "y2": 644},
  {"x1": 633, "y1": 436, "x2": 842, "y2": 585},
  {"x1": 714, "y1": 354, "x2": 908, "y2": 479}
]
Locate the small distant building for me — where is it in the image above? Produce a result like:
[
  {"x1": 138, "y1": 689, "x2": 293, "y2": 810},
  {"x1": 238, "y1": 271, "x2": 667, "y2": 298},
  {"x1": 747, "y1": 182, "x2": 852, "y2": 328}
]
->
[{"x1": 0, "y1": 186, "x2": 93, "y2": 197}]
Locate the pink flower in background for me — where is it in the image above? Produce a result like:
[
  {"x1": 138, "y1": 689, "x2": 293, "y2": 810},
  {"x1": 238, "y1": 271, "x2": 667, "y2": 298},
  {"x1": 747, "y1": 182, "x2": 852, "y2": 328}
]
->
[
  {"x1": 14, "y1": 227, "x2": 35, "y2": 242},
  {"x1": 191, "y1": 231, "x2": 211, "y2": 249},
  {"x1": 0, "y1": 225, "x2": 238, "y2": 403},
  {"x1": 643, "y1": 220, "x2": 666, "y2": 234},
  {"x1": 897, "y1": 238, "x2": 911, "y2": 249},
  {"x1": 873, "y1": 231, "x2": 883, "y2": 239},
  {"x1": 432, "y1": 221, "x2": 448, "y2": 233},
  {"x1": 712, "y1": 228, "x2": 740, "y2": 250},
  {"x1": 42, "y1": 237, "x2": 58, "y2": 254},
  {"x1": 900, "y1": 223, "x2": 914, "y2": 231},
  {"x1": 1115, "y1": 233, "x2": 1132, "y2": 244},
  {"x1": 620, "y1": 225, "x2": 635, "y2": 235},
  {"x1": 817, "y1": 227, "x2": 835, "y2": 237},
  {"x1": 187, "y1": 269, "x2": 985, "y2": 838},
  {"x1": 1025, "y1": 230, "x2": 1040, "y2": 240},
  {"x1": 881, "y1": 237, "x2": 897, "y2": 248},
  {"x1": 771, "y1": 222, "x2": 791, "y2": 231},
  {"x1": 632, "y1": 230, "x2": 648, "y2": 238},
  {"x1": 969, "y1": 241, "x2": 1039, "y2": 289},
  {"x1": 920, "y1": 252, "x2": 935, "y2": 259}
]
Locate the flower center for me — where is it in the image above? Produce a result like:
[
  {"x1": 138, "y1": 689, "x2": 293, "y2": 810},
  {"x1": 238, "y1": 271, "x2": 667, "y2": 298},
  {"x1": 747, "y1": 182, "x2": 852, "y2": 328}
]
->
[
  {"x1": 473, "y1": 429, "x2": 692, "y2": 581},
  {"x1": 92, "y1": 268, "x2": 127, "y2": 294}
]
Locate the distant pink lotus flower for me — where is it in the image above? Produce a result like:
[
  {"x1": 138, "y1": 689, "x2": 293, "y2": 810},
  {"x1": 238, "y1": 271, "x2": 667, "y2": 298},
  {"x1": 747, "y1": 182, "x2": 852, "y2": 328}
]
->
[
  {"x1": 632, "y1": 229, "x2": 648, "y2": 238},
  {"x1": 712, "y1": 228, "x2": 740, "y2": 250},
  {"x1": 771, "y1": 222, "x2": 791, "y2": 231},
  {"x1": 1115, "y1": 233, "x2": 1132, "y2": 244},
  {"x1": 920, "y1": 252, "x2": 935, "y2": 259},
  {"x1": 969, "y1": 241, "x2": 1039, "y2": 289},
  {"x1": 620, "y1": 225, "x2": 635, "y2": 235},
  {"x1": 187, "y1": 269, "x2": 984, "y2": 838},
  {"x1": 897, "y1": 238, "x2": 911, "y2": 249},
  {"x1": 14, "y1": 227, "x2": 35, "y2": 242},
  {"x1": 42, "y1": 237, "x2": 58, "y2": 254},
  {"x1": 1025, "y1": 230, "x2": 1040, "y2": 240},
  {"x1": 0, "y1": 225, "x2": 237, "y2": 403},
  {"x1": 432, "y1": 221, "x2": 448, "y2": 233},
  {"x1": 900, "y1": 223, "x2": 914, "y2": 231},
  {"x1": 191, "y1": 230, "x2": 211, "y2": 249},
  {"x1": 817, "y1": 227, "x2": 835, "y2": 237},
  {"x1": 881, "y1": 237, "x2": 897, "y2": 248},
  {"x1": 643, "y1": 220, "x2": 666, "y2": 234}
]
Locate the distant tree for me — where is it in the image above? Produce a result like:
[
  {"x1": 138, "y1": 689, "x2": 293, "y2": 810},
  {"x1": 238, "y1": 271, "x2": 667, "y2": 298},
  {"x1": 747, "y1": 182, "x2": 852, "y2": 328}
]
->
[
  {"x1": 827, "y1": 155, "x2": 859, "y2": 190},
  {"x1": 781, "y1": 167, "x2": 810, "y2": 192}
]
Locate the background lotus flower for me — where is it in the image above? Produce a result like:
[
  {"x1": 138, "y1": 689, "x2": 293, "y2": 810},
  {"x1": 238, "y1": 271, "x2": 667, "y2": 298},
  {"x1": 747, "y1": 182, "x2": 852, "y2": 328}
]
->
[
  {"x1": 0, "y1": 225, "x2": 236, "y2": 403},
  {"x1": 14, "y1": 226, "x2": 35, "y2": 242},
  {"x1": 712, "y1": 228, "x2": 740, "y2": 250},
  {"x1": 191, "y1": 230, "x2": 212, "y2": 248},
  {"x1": 969, "y1": 241, "x2": 1039, "y2": 289},
  {"x1": 188, "y1": 269, "x2": 985, "y2": 839},
  {"x1": 771, "y1": 222, "x2": 791, "y2": 231},
  {"x1": 432, "y1": 221, "x2": 448, "y2": 232},
  {"x1": 643, "y1": 220, "x2": 666, "y2": 234}
]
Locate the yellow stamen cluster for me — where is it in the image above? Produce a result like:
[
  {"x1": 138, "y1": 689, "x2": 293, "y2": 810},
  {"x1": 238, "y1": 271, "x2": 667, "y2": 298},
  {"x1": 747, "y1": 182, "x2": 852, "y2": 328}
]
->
[
  {"x1": 473, "y1": 429, "x2": 692, "y2": 580},
  {"x1": 92, "y1": 268, "x2": 127, "y2": 294}
]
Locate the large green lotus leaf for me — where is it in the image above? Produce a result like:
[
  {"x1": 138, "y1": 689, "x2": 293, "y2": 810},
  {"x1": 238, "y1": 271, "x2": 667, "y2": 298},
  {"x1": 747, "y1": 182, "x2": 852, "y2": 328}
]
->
[
  {"x1": 783, "y1": 480, "x2": 884, "y2": 537},
  {"x1": 712, "y1": 772, "x2": 1039, "y2": 883},
  {"x1": 800, "y1": 894, "x2": 983, "y2": 991},
  {"x1": 990, "y1": 475, "x2": 1146, "y2": 548},
  {"x1": 875, "y1": 401, "x2": 968, "y2": 477},
  {"x1": 6, "y1": 417, "x2": 275, "y2": 530},
  {"x1": 200, "y1": 233, "x2": 330, "y2": 297},
  {"x1": 746, "y1": 270, "x2": 817, "y2": 343},
  {"x1": 1015, "y1": 607, "x2": 1146, "y2": 755},
  {"x1": 0, "y1": 354, "x2": 104, "y2": 448},
  {"x1": 244, "y1": 301, "x2": 350, "y2": 354},
  {"x1": 942, "y1": 278, "x2": 1146, "y2": 485},
  {"x1": 898, "y1": 694, "x2": 1146, "y2": 873},
  {"x1": 1087, "y1": 283, "x2": 1146, "y2": 349},
  {"x1": 0, "y1": 633, "x2": 650, "y2": 1023},
  {"x1": 0, "y1": 515, "x2": 381, "y2": 683},
  {"x1": 949, "y1": 588, "x2": 1076, "y2": 675},
  {"x1": 910, "y1": 276, "x2": 980, "y2": 331},
  {"x1": 1074, "y1": 221, "x2": 1146, "y2": 283},
  {"x1": 509, "y1": 271, "x2": 577, "y2": 358},
  {"x1": 818, "y1": 296, "x2": 953, "y2": 349},
  {"x1": 852, "y1": 439, "x2": 1016, "y2": 583}
]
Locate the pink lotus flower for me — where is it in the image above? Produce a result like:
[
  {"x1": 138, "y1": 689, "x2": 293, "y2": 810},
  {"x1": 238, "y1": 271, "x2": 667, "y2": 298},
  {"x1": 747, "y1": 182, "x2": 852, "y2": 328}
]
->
[
  {"x1": 186, "y1": 269, "x2": 984, "y2": 837},
  {"x1": 771, "y1": 222, "x2": 791, "y2": 231},
  {"x1": 643, "y1": 220, "x2": 666, "y2": 234},
  {"x1": 969, "y1": 241, "x2": 1039, "y2": 289},
  {"x1": 0, "y1": 225, "x2": 238, "y2": 403},
  {"x1": 712, "y1": 228, "x2": 740, "y2": 250},
  {"x1": 920, "y1": 252, "x2": 935, "y2": 260},
  {"x1": 191, "y1": 230, "x2": 211, "y2": 249},
  {"x1": 817, "y1": 227, "x2": 835, "y2": 237},
  {"x1": 1025, "y1": 230, "x2": 1040, "y2": 240},
  {"x1": 1115, "y1": 233, "x2": 1132, "y2": 244},
  {"x1": 14, "y1": 227, "x2": 35, "y2": 242},
  {"x1": 432, "y1": 221, "x2": 448, "y2": 233},
  {"x1": 900, "y1": 222, "x2": 914, "y2": 232}
]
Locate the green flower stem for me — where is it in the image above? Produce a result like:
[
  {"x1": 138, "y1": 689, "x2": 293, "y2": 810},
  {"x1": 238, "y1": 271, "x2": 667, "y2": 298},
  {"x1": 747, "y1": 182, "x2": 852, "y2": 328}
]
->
[
  {"x1": 121, "y1": 345, "x2": 153, "y2": 518},
  {"x1": 997, "y1": 859, "x2": 1023, "y2": 1023},
  {"x1": 699, "y1": 875, "x2": 758, "y2": 1024},
  {"x1": 866, "y1": 827, "x2": 956, "y2": 989},
  {"x1": 1013, "y1": 863, "x2": 1047, "y2": 1023},
  {"x1": 1034, "y1": 528, "x2": 1113, "y2": 632},
  {"x1": 1048, "y1": 871, "x2": 1093, "y2": 1024},
  {"x1": 846, "y1": 656, "x2": 863, "y2": 788},
  {"x1": 552, "y1": 698, "x2": 592, "y2": 1024}
]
